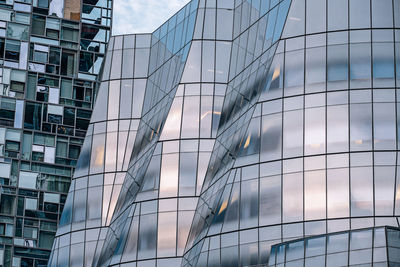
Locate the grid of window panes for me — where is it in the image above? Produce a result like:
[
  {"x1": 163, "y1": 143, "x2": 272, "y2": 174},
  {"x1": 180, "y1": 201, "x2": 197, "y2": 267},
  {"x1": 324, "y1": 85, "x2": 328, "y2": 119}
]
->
[
  {"x1": 0, "y1": 0, "x2": 111, "y2": 266},
  {"x1": 50, "y1": 0, "x2": 400, "y2": 267},
  {"x1": 49, "y1": 0, "x2": 205, "y2": 264},
  {"x1": 183, "y1": 0, "x2": 400, "y2": 266},
  {"x1": 48, "y1": 33, "x2": 153, "y2": 266},
  {"x1": 268, "y1": 226, "x2": 400, "y2": 266},
  {"x1": 49, "y1": 0, "x2": 293, "y2": 266}
]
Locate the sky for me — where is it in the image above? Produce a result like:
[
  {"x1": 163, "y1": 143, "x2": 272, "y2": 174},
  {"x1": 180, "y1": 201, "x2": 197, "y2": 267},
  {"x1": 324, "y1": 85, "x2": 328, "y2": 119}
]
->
[{"x1": 112, "y1": 0, "x2": 191, "y2": 35}]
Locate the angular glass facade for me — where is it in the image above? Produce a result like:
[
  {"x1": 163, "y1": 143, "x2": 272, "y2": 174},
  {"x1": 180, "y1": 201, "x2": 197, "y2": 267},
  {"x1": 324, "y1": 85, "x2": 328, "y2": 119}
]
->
[
  {"x1": 0, "y1": 0, "x2": 112, "y2": 266},
  {"x1": 269, "y1": 227, "x2": 400, "y2": 266},
  {"x1": 51, "y1": 0, "x2": 400, "y2": 266}
]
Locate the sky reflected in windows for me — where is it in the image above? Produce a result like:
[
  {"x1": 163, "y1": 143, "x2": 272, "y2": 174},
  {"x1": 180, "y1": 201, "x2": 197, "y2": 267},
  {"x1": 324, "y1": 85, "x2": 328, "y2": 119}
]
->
[{"x1": 113, "y1": 0, "x2": 190, "y2": 35}]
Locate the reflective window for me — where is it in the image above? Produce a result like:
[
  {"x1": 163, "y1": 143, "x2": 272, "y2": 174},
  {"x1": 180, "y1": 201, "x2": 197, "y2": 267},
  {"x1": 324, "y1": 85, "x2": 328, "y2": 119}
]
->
[
  {"x1": 261, "y1": 113, "x2": 282, "y2": 161},
  {"x1": 282, "y1": 0, "x2": 305, "y2": 38},
  {"x1": 284, "y1": 49, "x2": 304, "y2": 95},
  {"x1": 260, "y1": 175, "x2": 281, "y2": 225},
  {"x1": 373, "y1": 42, "x2": 395, "y2": 87},
  {"x1": 350, "y1": 43, "x2": 372, "y2": 88},
  {"x1": 305, "y1": 170, "x2": 326, "y2": 220},
  {"x1": 327, "y1": 44, "x2": 348, "y2": 90},
  {"x1": 350, "y1": 103, "x2": 372, "y2": 151},
  {"x1": 328, "y1": 0, "x2": 348, "y2": 31},
  {"x1": 283, "y1": 109, "x2": 303, "y2": 157},
  {"x1": 372, "y1": 0, "x2": 393, "y2": 27},
  {"x1": 374, "y1": 166, "x2": 395, "y2": 215},
  {"x1": 157, "y1": 212, "x2": 177, "y2": 257},
  {"x1": 327, "y1": 168, "x2": 349, "y2": 218},
  {"x1": 305, "y1": 47, "x2": 326, "y2": 93},
  {"x1": 373, "y1": 103, "x2": 396, "y2": 150},
  {"x1": 283, "y1": 172, "x2": 303, "y2": 222},
  {"x1": 240, "y1": 179, "x2": 259, "y2": 229},
  {"x1": 138, "y1": 213, "x2": 157, "y2": 259},
  {"x1": 306, "y1": 0, "x2": 326, "y2": 34},
  {"x1": 327, "y1": 105, "x2": 348, "y2": 153},
  {"x1": 179, "y1": 152, "x2": 197, "y2": 196},
  {"x1": 181, "y1": 96, "x2": 200, "y2": 138},
  {"x1": 351, "y1": 167, "x2": 373, "y2": 216},
  {"x1": 350, "y1": 0, "x2": 371, "y2": 29},
  {"x1": 305, "y1": 107, "x2": 325, "y2": 155},
  {"x1": 159, "y1": 153, "x2": 179, "y2": 198}
]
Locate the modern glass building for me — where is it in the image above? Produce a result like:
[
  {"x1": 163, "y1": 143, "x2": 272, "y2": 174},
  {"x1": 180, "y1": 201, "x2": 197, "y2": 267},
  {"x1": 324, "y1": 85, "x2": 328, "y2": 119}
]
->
[
  {"x1": 0, "y1": 0, "x2": 112, "y2": 266},
  {"x1": 50, "y1": 0, "x2": 400, "y2": 266}
]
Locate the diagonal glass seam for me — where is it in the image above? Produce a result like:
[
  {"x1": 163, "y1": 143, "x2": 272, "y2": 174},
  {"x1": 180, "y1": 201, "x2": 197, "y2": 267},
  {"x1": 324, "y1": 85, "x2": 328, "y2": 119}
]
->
[
  {"x1": 201, "y1": 0, "x2": 292, "y2": 199},
  {"x1": 182, "y1": 44, "x2": 272, "y2": 266},
  {"x1": 181, "y1": 1, "x2": 292, "y2": 264},
  {"x1": 88, "y1": 4, "x2": 202, "y2": 264},
  {"x1": 109, "y1": 29, "x2": 198, "y2": 221}
]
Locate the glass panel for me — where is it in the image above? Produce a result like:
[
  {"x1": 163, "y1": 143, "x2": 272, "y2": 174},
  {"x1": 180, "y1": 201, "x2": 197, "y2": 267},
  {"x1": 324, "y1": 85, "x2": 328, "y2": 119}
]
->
[
  {"x1": 284, "y1": 49, "x2": 304, "y2": 96},
  {"x1": 160, "y1": 97, "x2": 183, "y2": 140},
  {"x1": 200, "y1": 95, "x2": 213, "y2": 138},
  {"x1": 87, "y1": 186, "x2": 101, "y2": 222},
  {"x1": 374, "y1": 166, "x2": 395, "y2": 216},
  {"x1": 157, "y1": 212, "x2": 177, "y2": 257},
  {"x1": 283, "y1": 109, "x2": 303, "y2": 157},
  {"x1": 215, "y1": 42, "x2": 231, "y2": 83},
  {"x1": 305, "y1": 170, "x2": 326, "y2": 220},
  {"x1": 327, "y1": 168, "x2": 349, "y2": 218},
  {"x1": 262, "y1": 53, "x2": 284, "y2": 100},
  {"x1": 179, "y1": 152, "x2": 197, "y2": 196},
  {"x1": 306, "y1": 0, "x2": 326, "y2": 34},
  {"x1": 373, "y1": 103, "x2": 396, "y2": 150},
  {"x1": 119, "y1": 79, "x2": 133, "y2": 119},
  {"x1": 328, "y1": 0, "x2": 348, "y2": 31},
  {"x1": 107, "y1": 80, "x2": 120, "y2": 120},
  {"x1": 261, "y1": 113, "x2": 282, "y2": 161},
  {"x1": 134, "y1": 48, "x2": 149, "y2": 78},
  {"x1": 177, "y1": 211, "x2": 194, "y2": 255},
  {"x1": 373, "y1": 42, "x2": 395, "y2": 87},
  {"x1": 181, "y1": 41, "x2": 201, "y2": 82},
  {"x1": 105, "y1": 132, "x2": 117, "y2": 172},
  {"x1": 240, "y1": 179, "x2": 259, "y2": 229},
  {"x1": 72, "y1": 189, "x2": 86, "y2": 223},
  {"x1": 282, "y1": 0, "x2": 305, "y2": 38},
  {"x1": 350, "y1": 43, "x2": 371, "y2": 88},
  {"x1": 203, "y1": 8, "x2": 215, "y2": 39},
  {"x1": 159, "y1": 153, "x2": 179, "y2": 198},
  {"x1": 132, "y1": 79, "x2": 146, "y2": 118},
  {"x1": 327, "y1": 233, "x2": 348, "y2": 253},
  {"x1": 222, "y1": 182, "x2": 240, "y2": 232},
  {"x1": 306, "y1": 236, "x2": 326, "y2": 257},
  {"x1": 260, "y1": 175, "x2": 281, "y2": 225},
  {"x1": 350, "y1": 229, "x2": 372, "y2": 250},
  {"x1": 121, "y1": 217, "x2": 139, "y2": 262},
  {"x1": 327, "y1": 105, "x2": 348, "y2": 153},
  {"x1": 202, "y1": 41, "x2": 215, "y2": 82},
  {"x1": 138, "y1": 213, "x2": 157, "y2": 260},
  {"x1": 122, "y1": 49, "x2": 134, "y2": 79},
  {"x1": 350, "y1": 0, "x2": 370, "y2": 29},
  {"x1": 181, "y1": 96, "x2": 200, "y2": 138},
  {"x1": 286, "y1": 241, "x2": 304, "y2": 261},
  {"x1": 89, "y1": 134, "x2": 105, "y2": 174},
  {"x1": 372, "y1": 0, "x2": 393, "y2": 27},
  {"x1": 305, "y1": 107, "x2": 325, "y2": 155},
  {"x1": 305, "y1": 46, "x2": 326, "y2": 93},
  {"x1": 351, "y1": 167, "x2": 373, "y2": 216},
  {"x1": 240, "y1": 243, "x2": 259, "y2": 267},
  {"x1": 283, "y1": 172, "x2": 303, "y2": 222},
  {"x1": 350, "y1": 103, "x2": 372, "y2": 151}
]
